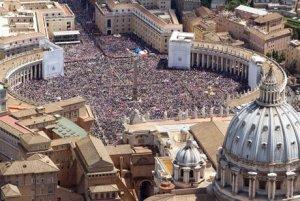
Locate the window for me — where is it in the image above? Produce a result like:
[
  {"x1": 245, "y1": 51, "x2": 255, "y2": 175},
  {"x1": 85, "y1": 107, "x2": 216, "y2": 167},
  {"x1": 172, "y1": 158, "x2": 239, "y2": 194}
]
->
[
  {"x1": 276, "y1": 181, "x2": 281, "y2": 190},
  {"x1": 189, "y1": 170, "x2": 193, "y2": 178},
  {"x1": 244, "y1": 178, "x2": 249, "y2": 187},
  {"x1": 180, "y1": 169, "x2": 184, "y2": 177},
  {"x1": 48, "y1": 185, "x2": 54, "y2": 193},
  {"x1": 259, "y1": 180, "x2": 266, "y2": 190},
  {"x1": 107, "y1": 19, "x2": 111, "y2": 28}
]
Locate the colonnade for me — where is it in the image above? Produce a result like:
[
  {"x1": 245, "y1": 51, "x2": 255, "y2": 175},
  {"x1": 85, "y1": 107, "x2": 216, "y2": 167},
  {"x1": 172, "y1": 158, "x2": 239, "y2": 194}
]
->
[
  {"x1": 190, "y1": 51, "x2": 249, "y2": 80},
  {"x1": 218, "y1": 162, "x2": 297, "y2": 200},
  {"x1": 8, "y1": 62, "x2": 43, "y2": 88}
]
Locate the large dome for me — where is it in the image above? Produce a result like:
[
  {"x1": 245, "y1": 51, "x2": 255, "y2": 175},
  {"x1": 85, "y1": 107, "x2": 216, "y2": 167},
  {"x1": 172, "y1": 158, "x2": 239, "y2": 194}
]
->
[
  {"x1": 224, "y1": 67, "x2": 300, "y2": 164},
  {"x1": 174, "y1": 139, "x2": 205, "y2": 167}
]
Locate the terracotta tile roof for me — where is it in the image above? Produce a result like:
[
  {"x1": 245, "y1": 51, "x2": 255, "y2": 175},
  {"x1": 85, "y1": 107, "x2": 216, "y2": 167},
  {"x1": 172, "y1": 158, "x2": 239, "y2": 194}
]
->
[
  {"x1": 190, "y1": 121, "x2": 228, "y2": 169},
  {"x1": 0, "y1": 184, "x2": 21, "y2": 198},
  {"x1": 76, "y1": 135, "x2": 114, "y2": 172},
  {"x1": 0, "y1": 154, "x2": 59, "y2": 175},
  {"x1": 50, "y1": 136, "x2": 80, "y2": 147},
  {"x1": 0, "y1": 32, "x2": 45, "y2": 45},
  {"x1": 89, "y1": 184, "x2": 119, "y2": 193},
  {"x1": 106, "y1": 144, "x2": 133, "y2": 155},
  {"x1": 254, "y1": 13, "x2": 282, "y2": 24},
  {"x1": 0, "y1": 115, "x2": 31, "y2": 134},
  {"x1": 55, "y1": 96, "x2": 85, "y2": 107},
  {"x1": 20, "y1": 131, "x2": 51, "y2": 145},
  {"x1": 11, "y1": 108, "x2": 37, "y2": 119},
  {"x1": 17, "y1": 115, "x2": 56, "y2": 127}
]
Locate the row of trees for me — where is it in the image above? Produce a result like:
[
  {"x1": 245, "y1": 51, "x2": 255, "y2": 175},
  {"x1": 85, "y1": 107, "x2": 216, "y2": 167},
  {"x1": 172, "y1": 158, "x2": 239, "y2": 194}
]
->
[{"x1": 266, "y1": 50, "x2": 285, "y2": 64}]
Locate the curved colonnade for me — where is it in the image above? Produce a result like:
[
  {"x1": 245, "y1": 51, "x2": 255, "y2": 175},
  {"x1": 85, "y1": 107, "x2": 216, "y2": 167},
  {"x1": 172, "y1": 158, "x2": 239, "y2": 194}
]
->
[
  {"x1": 190, "y1": 42, "x2": 287, "y2": 107},
  {"x1": 0, "y1": 49, "x2": 44, "y2": 105}
]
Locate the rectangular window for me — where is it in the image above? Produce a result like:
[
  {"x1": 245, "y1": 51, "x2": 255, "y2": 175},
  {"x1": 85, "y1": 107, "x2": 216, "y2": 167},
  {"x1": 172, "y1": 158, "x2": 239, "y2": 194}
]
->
[
  {"x1": 48, "y1": 185, "x2": 54, "y2": 193},
  {"x1": 244, "y1": 178, "x2": 249, "y2": 187},
  {"x1": 107, "y1": 19, "x2": 111, "y2": 28},
  {"x1": 259, "y1": 181, "x2": 266, "y2": 190}
]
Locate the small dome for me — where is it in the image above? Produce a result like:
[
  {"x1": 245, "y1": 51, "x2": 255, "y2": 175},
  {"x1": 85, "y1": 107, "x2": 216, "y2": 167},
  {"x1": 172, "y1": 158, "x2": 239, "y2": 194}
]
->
[{"x1": 174, "y1": 139, "x2": 205, "y2": 167}]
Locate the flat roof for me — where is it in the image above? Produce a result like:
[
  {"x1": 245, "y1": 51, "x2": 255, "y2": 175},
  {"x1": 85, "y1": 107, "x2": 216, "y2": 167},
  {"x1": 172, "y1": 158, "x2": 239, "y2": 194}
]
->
[
  {"x1": 53, "y1": 30, "x2": 80, "y2": 36},
  {"x1": 235, "y1": 5, "x2": 268, "y2": 16},
  {"x1": 52, "y1": 117, "x2": 87, "y2": 138},
  {"x1": 170, "y1": 31, "x2": 195, "y2": 42}
]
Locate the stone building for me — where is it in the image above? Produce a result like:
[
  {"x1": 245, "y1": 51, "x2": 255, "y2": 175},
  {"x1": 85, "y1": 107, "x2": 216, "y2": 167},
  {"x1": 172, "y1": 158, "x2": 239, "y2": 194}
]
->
[
  {"x1": 74, "y1": 135, "x2": 121, "y2": 200},
  {"x1": 0, "y1": 154, "x2": 59, "y2": 201},
  {"x1": 285, "y1": 40, "x2": 300, "y2": 73},
  {"x1": 217, "y1": 5, "x2": 291, "y2": 55},
  {"x1": 0, "y1": 0, "x2": 78, "y2": 45},
  {"x1": 106, "y1": 144, "x2": 157, "y2": 200},
  {"x1": 94, "y1": 0, "x2": 182, "y2": 53}
]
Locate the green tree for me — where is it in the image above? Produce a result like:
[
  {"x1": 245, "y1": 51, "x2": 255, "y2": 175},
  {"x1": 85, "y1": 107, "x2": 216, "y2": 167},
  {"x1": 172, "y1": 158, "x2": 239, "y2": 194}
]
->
[
  {"x1": 278, "y1": 53, "x2": 285, "y2": 63},
  {"x1": 225, "y1": 0, "x2": 248, "y2": 11},
  {"x1": 272, "y1": 50, "x2": 279, "y2": 61},
  {"x1": 202, "y1": 0, "x2": 212, "y2": 8}
]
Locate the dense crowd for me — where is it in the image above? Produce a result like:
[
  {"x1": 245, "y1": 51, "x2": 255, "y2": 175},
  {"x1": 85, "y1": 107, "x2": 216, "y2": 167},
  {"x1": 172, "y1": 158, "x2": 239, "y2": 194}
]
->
[
  {"x1": 14, "y1": 51, "x2": 247, "y2": 144},
  {"x1": 13, "y1": 0, "x2": 248, "y2": 144}
]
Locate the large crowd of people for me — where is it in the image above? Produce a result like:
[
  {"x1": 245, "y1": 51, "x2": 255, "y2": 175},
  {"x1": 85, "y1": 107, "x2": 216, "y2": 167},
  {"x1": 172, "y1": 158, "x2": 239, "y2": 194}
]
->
[
  {"x1": 14, "y1": 49, "x2": 247, "y2": 144},
  {"x1": 13, "y1": 0, "x2": 248, "y2": 145}
]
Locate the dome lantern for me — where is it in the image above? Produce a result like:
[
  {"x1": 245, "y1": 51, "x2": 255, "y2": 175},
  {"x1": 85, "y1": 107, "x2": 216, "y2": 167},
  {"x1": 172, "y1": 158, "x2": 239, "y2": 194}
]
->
[{"x1": 256, "y1": 66, "x2": 284, "y2": 106}]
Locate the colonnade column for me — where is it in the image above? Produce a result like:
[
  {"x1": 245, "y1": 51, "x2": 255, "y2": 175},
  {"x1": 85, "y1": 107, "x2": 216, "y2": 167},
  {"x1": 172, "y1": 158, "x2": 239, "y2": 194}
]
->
[
  {"x1": 221, "y1": 57, "x2": 224, "y2": 72},
  {"x1": 183, "y1": 167, "x2": 190, "y2": 183},
  {"x1": 213, "y1": 55, "x2": 216, "y2": 70},
  {"x1": 220, "y1": 162, "x2": 227, "y2": 187},
  {"x1": 191, "y1": 53, "x2": 194, "y2": 66},
  {"x1": 194, "y1": 166, "x2": 201, "y2": 182},
  {"x1": 173, "y1": 164, "x2": 179, "y2": 180},
  {"x1": 34, "y1": 65, "x2": 37, "y2": 78},
  {"x1": 206, "y1": 55, "x2": 209, "y2": 69},
  {"x1": 267, "y1": 173, "x2": 277, "y2": 201},
  {"x1": 248, "y1": 171, "x2": 257, "y2": 200},
  {"x1": 237, "y1": 62, "x2": 241, "y2": 77},
  {"x1": 286, "y1": 171, "x2": 296, "y2": 199},
  {"x1": 30, "y1": 66, "x2": 33, "y2": 80},
  {"x1": 39, "y1": 64, "x2": 43, "y2": 78},
  {"x1": 231, "y1": 168, "x2": 239, "y2": 195},
  {"x1": 196, "y1": 53, "x2": 199, "y2": 67}
]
